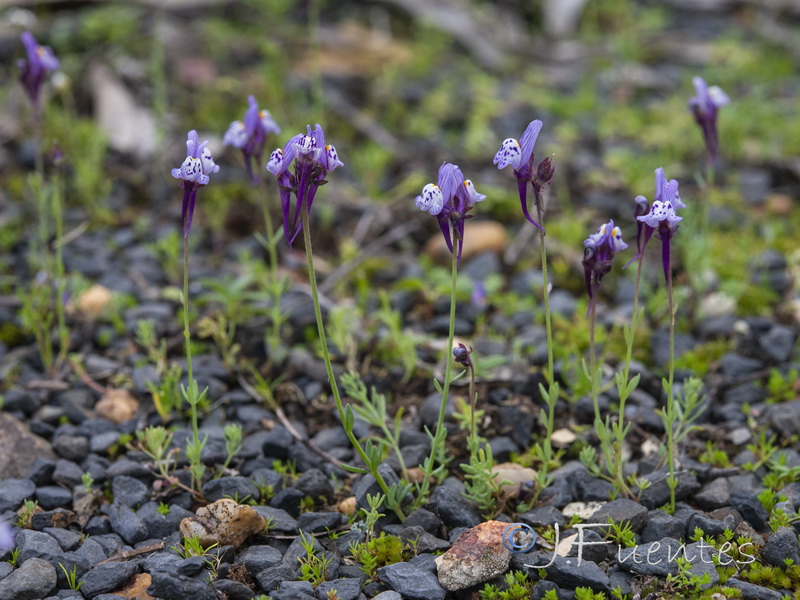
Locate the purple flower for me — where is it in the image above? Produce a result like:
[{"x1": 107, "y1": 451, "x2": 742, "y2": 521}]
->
[
  {"x1": 689, "y1": 76, "x2": 729, "y2": 163},
  {"x1": 453, "y1": 343, "x2": 473, "y2": 367},
  {"x1": 582, "y1": 220, "x2": 628, "y2": 314},
  {"x1": 171, "y1": 130, "x2": 220, "y2": 237},
  {"x1": 0, "y1": 517, "x2": 14, "y2": 552},
  {"x1": 414, "y1": 162, "x2": 485, "y2": 264},
  {"x1": 493, "y1": 120, "x2": 553, "y2": 232},
  {"x1": 223, "y1": 95, "x2": 280, "y2": 184},
  {"x1": 628, "y1": 168, "x2": 684, "y2": 281},
  {"x1": 18, "y1": 31, "x2": 59, "y2": 109},
  {"x1": 266, "y1": 124, "x2": 343, "y2": 248}
]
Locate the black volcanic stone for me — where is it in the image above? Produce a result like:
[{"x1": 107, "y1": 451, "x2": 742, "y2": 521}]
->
[
  {"x1": 762, "y1": 526, "x2": 800, "y2": 567},
  {"x1": 729, "y1": 490, "x2": 769, "y2": 531},
  {"x1": 147, "y1": 570, "x2": 218, "y2": 600},
  {"x1": 78, "y1": 561, "x2": 138, "y2": 598},
  {"x1": 424, "y1": 486, "x2": 481, "y2": 529}
]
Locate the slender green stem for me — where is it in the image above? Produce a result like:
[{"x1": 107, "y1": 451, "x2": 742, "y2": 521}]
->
[
  {"x1": 539, "y1": 234, "x2": 555, "y2": 385},
  {"x1": 589, "y1": 299, "x2": 599, "y2": 418},
  {"x1": 436, "y1": 242, "x2": 459, "y2": 438},
  {"x1": 183, "y1": 235, "x2": 198, "y2": 439},
  {"x1": 666, "y1": 262, "x2": 677, "y2": 511},
  {"x1": 468, "y1": 361, "x2": 477, "y2": 458},
  {"x1": 260, "y1": 177, "x2": 279, "y2": 281},
  {"x1": 299, "y1": 200, "x2": 405, "y2": 520},
  {"x1": 53, "y1": 165, "x2": 68, "y2": 371}
]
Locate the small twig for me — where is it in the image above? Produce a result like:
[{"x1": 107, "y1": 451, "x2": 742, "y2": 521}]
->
[
  {"x1": 320, "y1": 220, "x2": 418, "y2": 294},
  {"x1": 25, "y1": 379, "x2": 69, "y2": 391},
  {"x1": 97, "y1": 542, "x2": 166, "y2": 564},
  {"x1": 67, "y1": 356, "x2": 110, "y2": 394},
  {"x1": 237, "y1": 375, "x2": 346, "y2": 470}
]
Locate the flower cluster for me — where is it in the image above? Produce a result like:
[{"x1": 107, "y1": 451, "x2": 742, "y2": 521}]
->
[
  {"x1": 414, "y1": 162, "x2": 485, "y2": 264},
  {"x1": 632, "y1": 167, "x2": 684, "y2": 282},
  {"x1": 171, "y1": 130, "x2": 220, "y2": 237},
  {"x1": 18, "y1": 31, "x2": 59, "y2": 109},
  {"x1": 582, "y1": 220, "x2": 628, "y2": 314},
  {"x1": 223, "y1": 95, "x2": 280, "y2": 184},
  {"x1": 493, "y1": 120, "x2": 554, "y2": 232},
  {"x1": 688, "y1": 76, "x2": 729, "y2": 164},
  {"x1": 267, "y1": 124, "x2": 343, "y2": 247}
]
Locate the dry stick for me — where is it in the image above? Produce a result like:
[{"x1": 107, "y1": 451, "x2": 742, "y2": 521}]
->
[
  {"x1": 237, "y1": 375, "x2": 344, "y2": 470},
  {"x1": 320, "y1": 221, "x2": 418, "y2": 295}
]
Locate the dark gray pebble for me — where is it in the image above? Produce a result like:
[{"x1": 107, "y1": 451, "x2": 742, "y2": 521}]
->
[
  {"x1": 316, "y1": 577, "x2": 364, "y2": 600},
  {"x1": 106, "y1": 503, "x2": 149, "y2": 544},
  {"x1": 298, "y1": 511, "x2": 345, "y2": 533},
  {"x1": 147, "y1": 570, "x2": 218, "y2": 600},
  {"x1": 0, "y1": 478, "x2": 35, "y2": 513},
  {"x1": 0, "y1": 557, "x2": 56, "y2": 600},
  {"x1": 640, "y1": 510, "x2": 685, "y2": 543},
  {"x1": 377, "y1": 562, "x2": 446, "y2": 600},
  {"x1": 78, "y1": 561, "x2": 138, "y2": 598},
  {"x1": 729, "y1": 489, "x2": 770, "y2": 531},
  {"x1": 762, "y1": 526, "x2": 800, "y2": 567},
  {"x1": 424, "y1": 485, "x2": 481, "y2": 529},
  {"x1": 202, "y1": 476, "x2": 260, "y2": 503}
]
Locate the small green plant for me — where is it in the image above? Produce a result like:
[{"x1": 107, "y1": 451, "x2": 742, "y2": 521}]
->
[
  {"x1": 135, "y1": 319, "x2": 168, "y2": 375},
  {"x1": 297, "y1": 531, "x2": 333, "y2": 588},
  {"x1": 197, "y1": 313, "x2": 241, "y2": 372},
  {"x1": 172, "y1": 534, "x2": 217, "y2": 559},
  {"x1": 657, "y1": 376, "x2": 707, "y2": 512},
  {"x1": 698, "y1": 440, "x2": 731, "y2": 468},
  {"x1": 16, "y1": 500, "x2": 39, "y2": 529},
  {"x1": 7, "y1": 548, "x2": 20, "y2": 567},
  {"x1": 157, "y1": 502, "x2": 170, "y2": 516},
  {"x1": 575, "y1": 587, "x2": 608, "y2": 600},
  {"x1": 666, "y1": 557, "x2": 712, "y2": 596},
  {"x1": 218, "y1": 423, "x2": 243, "y2": 475},
  {"x1": 341, "y1": 372, "x2": 409, "y2": 480},
  {"x1": 604, "y1": 521, "x2": 637, "y2": 548},
  {"x1": 137, "y1": 426, "x2": 178, "y2": 482},
  {"x1": 763, "y1": 452, "x2": 800, "y2": 490},
  {"x1": 764, "y1": 367, "x2": 799, "y2": 404},
  {"x1": 81, "y1": 472, "x2": 94, "y2": 492},
  {"x1": 19, "y1": 282, "x2": 55, "y2": 373},
  {"x1": 478, "y1": 570, "x2": 533, "y2": 600},
  {"x1": 58, "y1": 563, "x2": 84, "y2": 591},
  {"x1": 349, "y1": 531, "x2": 412, "y2": 581},
  {"x1": 146, "y1": 364, "x2": 184, "y2": 423}
]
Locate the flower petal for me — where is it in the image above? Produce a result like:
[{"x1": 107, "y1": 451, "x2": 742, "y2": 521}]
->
[{"x1": 493, "y1": 138, "x2": 522, "y2": 170}]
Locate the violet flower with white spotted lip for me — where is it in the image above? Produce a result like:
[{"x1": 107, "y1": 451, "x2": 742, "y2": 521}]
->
[
  {"x1": 266, "y1": 124, "x2": 343, "y2": 248},
  {"x1": 171, "y1": 130, "x2": 220, "y2": 237},
  {"x1": 223, "y1": 95, "x2": 280, "y2": 184},
  {"x1": 689, "y1": 76, "x2": 729, "y2": 163},
  {"x1": 18, "y1": 31, "x2": 59, "y2": 109},
  {"x1": 583, "y1": 220, "x2": 628, "y2": 315},
  {"x1": 414, "y1": 162, "x2": 486, "y2": 264},
  {"x1": 629, "y1": 167, "x2": 684, "y2": 282},
  {"x1": 493, "y1": 119, "x2": 552, "y2": 232}
]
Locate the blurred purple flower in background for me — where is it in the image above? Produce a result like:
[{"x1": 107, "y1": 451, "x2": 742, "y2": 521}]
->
[
  {"x1": 0, "y1": 517, "x2": 14, "y2": 552},
  {"x1": 171, "y1": 130, "x2": 220, "y2": 237},
  {"x1": 582, "y1": 220, "x2": 628, "y2": 314},
  {"x1": 414, "y1": 162, "x2": 485, "y2": 264},
  {"x1": 631, "y1": 168, "x2": 684, "y2": 281},
  {"x1": 493, "y1": 120, "x2": 553, "y2": 232},
  {"x1": 689, "y1": 76, "x2": 729, "y2": 164},
  {"x1": 18, "y1": 31, "x2": 59, "y2": 109},
  {"x1": 266, "y1": 124, "x2": 343, "y2": 248},
  {"x1": 223, "y1": 95, "x2": 280, "y2": 184}
]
